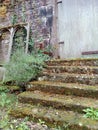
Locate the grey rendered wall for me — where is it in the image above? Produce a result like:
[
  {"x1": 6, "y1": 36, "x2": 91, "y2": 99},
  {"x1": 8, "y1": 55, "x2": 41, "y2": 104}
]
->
[{"x1": 58, "y1": 0, "x2": 98, "y2": 58}]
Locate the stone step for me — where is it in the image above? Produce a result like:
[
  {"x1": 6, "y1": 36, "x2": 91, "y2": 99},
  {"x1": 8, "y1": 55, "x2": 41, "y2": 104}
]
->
[
  {"x1": 44, "y1": 66, "x2": 98, "y2": 74},
  {"x1": 18, "y1": 91, "x2": 98, "y2": 113},
  {"x1": 10, "y1": 103, "x2": 98, "y2": 130},
  {"x1": 41, "y1": 72, "x2": 98, "y2": 85},
  {"x1": 46, "y1": 58, "x2": 98, "y2": 66},
  {"x1": 27, "y1": 81, "x2": 98, "y2": 99}
]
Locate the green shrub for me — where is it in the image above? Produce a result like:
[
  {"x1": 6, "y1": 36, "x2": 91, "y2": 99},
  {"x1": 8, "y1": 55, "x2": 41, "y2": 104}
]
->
[
  {"x1": 83, "y1": 107, "x2": 98, "y2": 120},
  {"x1": 0, "y1": 85, "x2": 9, "y2": 93},
  {"x1": 4, "y1": 49, "x2": 46, "y2": 86},
  {"x1": 0, "y1": 93, "x2": 11, "y2": 108}
]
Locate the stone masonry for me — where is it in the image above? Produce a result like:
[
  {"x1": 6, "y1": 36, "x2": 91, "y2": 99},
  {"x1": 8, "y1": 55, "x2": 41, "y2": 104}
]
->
[
  {"x1": 0, "y1": 0, "x2": 56, "y2": 50},
  {"x1": 0, "y1": 0, "x2": 57, "y2": 81}
]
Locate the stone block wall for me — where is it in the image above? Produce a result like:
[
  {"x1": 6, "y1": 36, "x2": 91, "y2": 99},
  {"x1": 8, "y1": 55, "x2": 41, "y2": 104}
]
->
[
  {"x1": 0, "y1": 67, "x2": 5, "y2": 82},
  {"x1": 0, "y1": 0, "x2": 58, "y2": 81},
  {"x1": 0, "y1": 0, "x2": 57, "y2": 50}
]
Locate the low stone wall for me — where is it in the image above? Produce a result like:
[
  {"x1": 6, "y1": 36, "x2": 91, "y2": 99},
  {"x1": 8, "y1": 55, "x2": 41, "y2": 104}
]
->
[{"x1": 0, "y1": 67, "x2": 5, "y2": 82}]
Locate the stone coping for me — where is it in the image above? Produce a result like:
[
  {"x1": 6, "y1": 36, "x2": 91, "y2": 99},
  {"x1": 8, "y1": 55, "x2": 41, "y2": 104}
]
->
[{"x1": 0, "y1": 23, "x2": 28, "y2": 30}]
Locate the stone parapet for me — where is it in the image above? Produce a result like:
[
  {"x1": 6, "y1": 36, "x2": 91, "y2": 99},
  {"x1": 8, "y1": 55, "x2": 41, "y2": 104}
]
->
[{"x1": 0, "y1": 67, "x2": 5, "y2": 82}]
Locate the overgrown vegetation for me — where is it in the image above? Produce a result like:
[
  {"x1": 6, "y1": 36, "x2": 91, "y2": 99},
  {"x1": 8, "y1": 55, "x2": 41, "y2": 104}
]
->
[
  {"x1": 4, "y1": 29, "x2": 51, "y2": 88},
  {"x1": 0, "y1": 118, "x2": 30, "y2": 130},
  {"x1": 0, "y1": 83, "x2": 30, "y2": 130},
  {"x1": 0, "y1": 92, "x2": 11, "y2": 108},
  {"x1": 0, "y1": 88, "x2": 69, "y2": 130},
  {"x1": 0, "y1": 79, "x2": 73, "y2": 130},
  {"x1": 11, "y1": 14, "x2": 17, "y2": 25},
  {"x1": 0, "y1": 85, "x2": 9, "y2": 93},
  {"x1": 4, "y1": 49, "x2": 48, "y2": 87}
]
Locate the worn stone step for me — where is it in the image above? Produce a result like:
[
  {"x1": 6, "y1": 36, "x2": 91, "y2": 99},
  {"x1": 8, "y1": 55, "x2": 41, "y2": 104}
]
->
[
  {"x1": 10, "y1": 103, "x2": 98, "y2": 130},
  {"x1": 18, "y1": 91, "x2": 98, "y2": 113},
  {"x1": 27, "y1": 81, "x2": 98, "y2": 99},
  {"x1": 41, "y1": 72, "x2": 98, "y2": 85},
  {"x1": 44, "y1": 66, "x2": 98, "y2": 74},
  {"x1": 46, "y1": 58, "x2": 98, "y2": 66}
]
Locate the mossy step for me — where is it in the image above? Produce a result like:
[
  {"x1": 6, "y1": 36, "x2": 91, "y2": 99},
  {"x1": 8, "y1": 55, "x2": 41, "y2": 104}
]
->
[
  {"x1": 18, "y1": 91, "x2": 98, "y2": 113},
  {"x1": 46, "y1": 58, "x2": 98, "y2": 66},
  {"x1": 10, "y1": 103, "x2": 98, "y2": 130},
  {"x1": 7, "y1": 85, "x2": 20, "y2": 93},
  {"x1": 27, "y1": 81, "x2": 98, "y2": 99},
  {"x1": 42, "y1": 72, "x2": 98, "y2": 85},
  {"x1": 44, "y1": 66, "x2": 98, "y2": 74}
]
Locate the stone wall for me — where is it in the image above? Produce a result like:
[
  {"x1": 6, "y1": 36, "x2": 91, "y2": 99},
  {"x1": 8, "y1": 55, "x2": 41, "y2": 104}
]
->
[
  {"x1": 0, "y1": 30, "x2": 10, "y2": 64},
  {"x1": 0, "y1": 67, "x2": 5, "y2": 82},
  {"x1": 0, "y1": 0, "x2": 58, "y2": 81},
  {"x1": 0, "y1": 0, "x2": 56, "y2": 51}
]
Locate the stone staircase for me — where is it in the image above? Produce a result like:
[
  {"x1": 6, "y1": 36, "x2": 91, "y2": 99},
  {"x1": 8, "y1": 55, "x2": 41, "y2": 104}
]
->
[{"x1": 10, "y1": 59, "x2": 98, "y2": 130}]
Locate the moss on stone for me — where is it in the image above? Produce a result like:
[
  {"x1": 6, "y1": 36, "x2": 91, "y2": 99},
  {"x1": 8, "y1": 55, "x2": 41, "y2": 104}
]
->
[
  {"x1": 7, "y1": 85, "x2": 20, "y2": 91},
  {"x1": 28, "y1": 81, "x2": 98, "y2": 98},
  {"x1": 17, "y1": 91, "x2": 98, "y2": 114},
  {"x1": 10, "y1": 103, "x2": 98, "y2": 130}
]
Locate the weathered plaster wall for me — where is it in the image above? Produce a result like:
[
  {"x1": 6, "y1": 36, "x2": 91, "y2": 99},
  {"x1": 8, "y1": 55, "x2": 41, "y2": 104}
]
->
[{"x1": 58, "y1": 0, "x2": 98, "y2": 58}]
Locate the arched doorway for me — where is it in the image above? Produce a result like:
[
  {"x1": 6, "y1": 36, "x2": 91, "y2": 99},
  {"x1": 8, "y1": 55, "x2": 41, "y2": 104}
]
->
[{"x1": 12, "y1": 26, "x2": 27, "y2": 54}]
